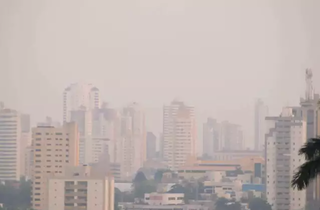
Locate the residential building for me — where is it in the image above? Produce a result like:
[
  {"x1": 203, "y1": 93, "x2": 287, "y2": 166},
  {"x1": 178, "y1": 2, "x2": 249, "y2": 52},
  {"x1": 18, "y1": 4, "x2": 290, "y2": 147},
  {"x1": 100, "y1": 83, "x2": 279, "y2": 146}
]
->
[
  {"x1": 119, "y1": 102, "x2": 146, "y2": 180},
  {"x1": 159, "y1": 133, "x2": 164, "y2": 159},
  {"x1": 144, "y1": 193, "x2": 184, "y2": 205},
  {"x1": 24, "y1": 146, "x2": 33, "y2": 180},
  {"x1": 0, "y1": 106, "x2": 21, "y2": 181},
  {"x1": 163, "y1": 99, "x2": 196, "y2": 170},
  {"x1": 31, "y1": 122, "x2": 79, "y2": 210},
  {"x1": 71, "y1": 104, "x2": 121, "y2": 166},
  {"x1": 20, "y1": 114, "x2": 32, "y2": 178},
  {"x1": 220, "y1": 121, "x2": 244, "y2": 151},
  {"x1": 254, "y1": 99, "x2": 268, "y2": 151},
  {"x1": 20, "y1": 131, "x2": 31, "y2": 178},
  {"x1": 266, "y1": 107, "x2": 307, "y2": 210},
  {"x1": 48, "y1": 165, "x2": 114, "y2": 210},
  {"x1": 63, "y1": 83, "x2": 100, "y2": 123},
  {"x1": 203, "y1": 118, "x2": 220, "y2": 157},
  {"x1": 71, "y1": 107, "x2": 93, "y2": 164},
  {"x1": 147, "y1": 132, "x2": 156, "y2": 160},
  {"x1": 92, "y1": 105, "x2": 121, "y2": 164},
  {"x1": 20, "y1": 114, "x2": 30, "y2": 133},
  {"x1": 300, "y1": 93, "x2": 320, "y2": 203}
]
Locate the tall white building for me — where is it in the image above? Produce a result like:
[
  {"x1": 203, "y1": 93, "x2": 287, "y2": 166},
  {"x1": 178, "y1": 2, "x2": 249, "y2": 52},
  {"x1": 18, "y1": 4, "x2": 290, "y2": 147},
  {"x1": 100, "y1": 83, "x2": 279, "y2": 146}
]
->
[
  {"x1": 203, "y1": 118, "x2": 220, "y2": 157},
  {"x1": 0, "y1": 106, "x2": 21, "y2": 181},
  {"x1": 119, "y1": 102, "x2": 146, "y2": 180},
  {"x1": 71, "y1": 105, "x2": 121, "y2": 166},
  {"x1": 63, "y1": 83, "x2": 100, "y2": 123},
  {"x1": 266, "y1": 107, "x2": 307, "y2": 210},
  {"x1": 254, "y1": 99, "x2": 268, "y2": 151},
  {"x1": 163, "y1": 99, "x2": 196, "y2": 170}
]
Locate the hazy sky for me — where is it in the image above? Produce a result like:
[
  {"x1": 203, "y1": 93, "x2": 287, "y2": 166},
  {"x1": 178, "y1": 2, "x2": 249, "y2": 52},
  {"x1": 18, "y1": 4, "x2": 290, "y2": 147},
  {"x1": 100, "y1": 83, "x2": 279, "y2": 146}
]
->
[{"x1": 1, "y1": 0, "x2": 320, "y2": 150}]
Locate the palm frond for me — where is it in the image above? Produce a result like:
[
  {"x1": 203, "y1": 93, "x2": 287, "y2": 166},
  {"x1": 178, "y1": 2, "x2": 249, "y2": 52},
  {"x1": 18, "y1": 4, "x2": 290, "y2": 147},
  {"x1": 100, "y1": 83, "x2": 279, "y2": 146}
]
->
[
  {"x1": 292, "y1": 156, "x2": 320, "y2": 190},
  {"x1": 299, "y1": 138, "x2": 320, "y2": 160}
]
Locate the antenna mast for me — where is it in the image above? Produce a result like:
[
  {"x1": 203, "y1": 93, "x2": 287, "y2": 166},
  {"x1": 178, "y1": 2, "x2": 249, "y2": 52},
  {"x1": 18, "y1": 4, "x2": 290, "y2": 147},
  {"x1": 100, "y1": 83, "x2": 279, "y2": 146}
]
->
[{"x1": 305, "y1": 68, "x2": 314, "y2": 101}]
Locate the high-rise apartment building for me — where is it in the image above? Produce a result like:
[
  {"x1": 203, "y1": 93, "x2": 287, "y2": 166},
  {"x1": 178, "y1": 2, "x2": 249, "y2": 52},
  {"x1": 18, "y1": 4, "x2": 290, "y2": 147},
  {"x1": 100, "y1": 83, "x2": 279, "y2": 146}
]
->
[
  {"x1": 63, "y1": 83, "x2": 100, "y2": 123},
  {"x1": 71, "y1": 105, "x2": 121, "y2": 165},
  {"x1": 254, "y1": 99, "x2": 268, "y2": 151},
  {"x1": 147, "y1": 132, "x2": 157, "y2": 160},
  {"x1": 20, "y1": 114, "x2": 32, "y2": 178},
  {"x1": 48, "y1": 165, "x2": 114, "y2": 210},
  {"x1": 20, "y1": 114, "x2": 30, "y2": 133},
  {"x1": 266, "y1": 107, "x2": 307, "y2": 210},
  {"x1": 0, "y1": 107, "x2": 21, "y2": 181},
  {"x1": 220, "y1": 121, "x2": 244, "y2": 151},
  {"x1": 203, "y1": 118, "x2": 220, "y2": 157},
  {"x1": 163, "y1": 99, "x2": 196, "y2": 170},
  {"x1": 31, "y1": 123, "x2": 79, "y2": 210},
  {"x1": 20, "y1": 131, "x2": 32, "y2": 178},
  {"x1": 119, "y1": 103, "x2": 146, "y2": 180},
  {"x1": 92, "y1": 106, "x2": 121, "y2": 164}
]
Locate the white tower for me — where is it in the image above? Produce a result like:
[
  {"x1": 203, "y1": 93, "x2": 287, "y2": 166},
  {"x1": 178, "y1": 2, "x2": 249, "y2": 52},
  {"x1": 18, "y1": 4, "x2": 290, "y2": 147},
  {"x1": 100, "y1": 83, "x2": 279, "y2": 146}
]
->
[{"x1": 63, "y1": 83, "x2": 100, "y2": 123}]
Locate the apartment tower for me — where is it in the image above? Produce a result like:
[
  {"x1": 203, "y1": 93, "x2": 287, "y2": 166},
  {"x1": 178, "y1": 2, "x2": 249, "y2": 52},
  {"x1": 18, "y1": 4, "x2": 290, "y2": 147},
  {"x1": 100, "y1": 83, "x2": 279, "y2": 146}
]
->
[
  {"x1": 63, "y1": 83, "x2": 100, "y2": 123},
  {"x1": 203, "y1": 118, "x2": 220, "y2": 157},
  {"x1": 31, "y1": 122, "x2": 79, "y2": 210},
  {"x1": 254, "y1": 99, "x2": 268, "y2": 151},
  {"x1": 266, "y1": 107, "x2": 307, "y2": 210},
  {"x1": 163, "y1": 99, "x2": 196, "y2": 170},
  {"x1": 119, "y1": 102, "x2": 146, "y2": 180},
  {"x1": 0, "y1": 106, "x2": 21, "y2": 181}
]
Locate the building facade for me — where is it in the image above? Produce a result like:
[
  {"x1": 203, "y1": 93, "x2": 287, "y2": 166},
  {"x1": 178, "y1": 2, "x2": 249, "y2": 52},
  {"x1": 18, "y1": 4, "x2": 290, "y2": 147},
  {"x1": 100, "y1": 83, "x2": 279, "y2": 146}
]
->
[
  {"x1": 119, "y1": 103, "x2": 146, "y2": 180},
  {"x1": 254, "y1": 99, "x2": 268, "y2": 151},
  {"x1": 48, "y1": 166, "x2": 114, "y2": 210},
  {"x1": 31, "y1": 122, "x2": 79, "y2": 210},
  {"x1": 146, "y1": 132, "x2": 157, "y2": 160},
  {"x1": 63, "y1": 83, "x2": 100, "y2": 123},
  {"x1": 163, "y1": 99, "x2": 196, "y2": 170},
  {"x1": 219, "y1": 121, "x2": 244, "y2": 151},
  {"x1": 144, "y1": 193, "x2": 184, "y2": 205},
  {"x1": 266, "y1": 107, "x2": 307, "y2": 210},
  {"x1": 203, "y1": 118, "x2": 220, "y2": 157},
  {"x1": 0, "y1": 107, "x2": 21, "y2": 181}
]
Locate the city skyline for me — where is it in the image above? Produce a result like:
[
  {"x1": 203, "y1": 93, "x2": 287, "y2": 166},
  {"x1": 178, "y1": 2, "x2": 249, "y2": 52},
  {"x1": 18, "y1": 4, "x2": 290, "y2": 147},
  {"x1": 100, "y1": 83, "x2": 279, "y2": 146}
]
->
[{"x1": 2, "y1": 0, "x2": 320, "y2": 153}]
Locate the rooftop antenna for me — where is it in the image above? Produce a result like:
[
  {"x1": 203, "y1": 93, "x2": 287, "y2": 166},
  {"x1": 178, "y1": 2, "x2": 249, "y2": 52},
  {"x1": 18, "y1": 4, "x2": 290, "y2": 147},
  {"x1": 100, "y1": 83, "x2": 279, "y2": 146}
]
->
[{"x1": 305, "y1": 68, "x2": 314, "y2": 101}]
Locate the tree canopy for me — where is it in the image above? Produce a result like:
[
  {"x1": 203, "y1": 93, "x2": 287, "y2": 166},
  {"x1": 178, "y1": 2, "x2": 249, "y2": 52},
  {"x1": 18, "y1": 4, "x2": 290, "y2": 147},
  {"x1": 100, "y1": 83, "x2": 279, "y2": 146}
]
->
[
  {"x1": 0, "y1": 177, "x2": 31, "y2": 210},
  {"x1": 292, "y1": 138, "x2": 320, "y2": 190},
  {"x1": 133, "y1": 171, "x2": 147, "y2": 183}
]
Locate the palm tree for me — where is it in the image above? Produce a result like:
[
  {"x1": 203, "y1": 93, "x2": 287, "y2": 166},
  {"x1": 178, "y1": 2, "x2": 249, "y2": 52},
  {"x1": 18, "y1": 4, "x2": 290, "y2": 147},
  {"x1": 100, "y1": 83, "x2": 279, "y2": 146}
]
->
[{"x1": 292, "y1": 138, "x2": 320, "y2": 190}]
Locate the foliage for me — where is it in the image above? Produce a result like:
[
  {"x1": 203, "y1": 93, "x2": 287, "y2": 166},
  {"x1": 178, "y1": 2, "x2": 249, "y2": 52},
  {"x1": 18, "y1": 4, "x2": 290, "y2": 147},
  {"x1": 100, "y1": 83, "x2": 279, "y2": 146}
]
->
[
  {"x1": 215, "y1": 197, "x2": 241, "y2": 210},
  {"x1": 0, "y1": 177, "x2": 31, "y2": 209},
  {"x1": 114, "y1": 188, "x2": 121, "y2": 210},
  {"x1": 168, "y1": 180, "x2": 204, "y2": 203},
  {"x1": 154, "y1": 169, "x2": 170, "y2": 183},
  {"x1": 292, "y1": 138, "x2": 320, "y2": 190},
  {"x1": 248, "y1": 198, "x2": 271, "y2": 210},
  {"x1": 133, "y1": 180, "x2": 157, "y2": 198},
  {"x1": 133, "y1": 171, "x2": 147, "y2": 183}
]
